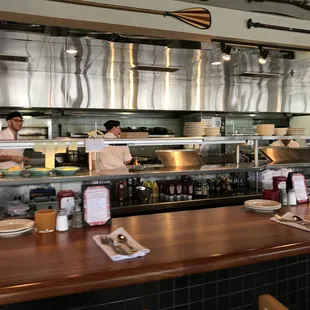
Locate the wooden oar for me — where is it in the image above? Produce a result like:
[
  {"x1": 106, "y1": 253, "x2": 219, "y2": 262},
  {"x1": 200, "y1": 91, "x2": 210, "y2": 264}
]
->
[
  {"x1": 248, "y1": 0, "x2": 310, "y2": 11},
  {"x1": 48, "y1": 0, "x2": 211, "y2": 29},
  {"x1": 248, "y1": 18, "x2": 310, "y2": 34}
]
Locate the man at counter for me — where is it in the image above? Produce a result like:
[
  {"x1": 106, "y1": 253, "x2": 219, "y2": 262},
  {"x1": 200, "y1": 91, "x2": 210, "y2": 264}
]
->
[
  {"x1": 0, "y1": 111, "x2": 28, "y2": 169},
  {"x1": 270, "y1": 138, "x2": 299, "y2": 147},
  {"x1": 97, "y1": 120, "x2": 132, "y2": 170}
]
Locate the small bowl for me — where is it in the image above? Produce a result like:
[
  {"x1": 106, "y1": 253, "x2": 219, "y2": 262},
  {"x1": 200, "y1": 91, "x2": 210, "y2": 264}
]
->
[
  {"x1": 54, "y1": 166, "x2": 79, "y2": 176},
  {"x1": 0, "y1": 169, "x2": 24, "y2": 177},
  {"x1": 28, "y1": 168, "x2": 52, "y2": 176},
  {"x1": 136, "y1": 186, "x2": 153, "y2": 203}
]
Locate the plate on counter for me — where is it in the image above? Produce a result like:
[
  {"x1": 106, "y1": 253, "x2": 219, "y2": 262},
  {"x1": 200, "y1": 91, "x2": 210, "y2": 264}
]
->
[
  {"x1": 0, "y1": 226, "x2": 34, "y2": 238},
  {"x1": 0, "y1": 219, "x2": 34, "y2": 233},
  {"x1": 244, "y1": 199, "x2": 281, "y2": 212},
  {"x1": 0, "y1": 168, "x2": 24, "y2": 177}
]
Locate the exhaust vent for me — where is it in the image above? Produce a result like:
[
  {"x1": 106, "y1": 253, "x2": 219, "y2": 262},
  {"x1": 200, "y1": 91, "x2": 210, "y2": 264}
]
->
[
  {"x1": 238, "y1": 72, "x2": 280, "y2": 78},
  {"x1": 0, "y1": 55, "x2": 28, "y2": 62},
  {"x1": 131, "y1": 66, "x2": 180, "y2": 73}
]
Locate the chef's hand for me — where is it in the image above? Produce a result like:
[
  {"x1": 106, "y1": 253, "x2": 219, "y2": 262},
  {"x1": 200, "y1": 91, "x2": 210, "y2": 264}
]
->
[{"x1": 12, "y1": 156, "x2": 28, "y2": 163}]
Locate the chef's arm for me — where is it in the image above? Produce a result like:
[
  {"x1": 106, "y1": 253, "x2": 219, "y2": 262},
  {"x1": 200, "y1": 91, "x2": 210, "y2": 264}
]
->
[
  {"x1": 0, "y1": 155, "x2": 28, "y2": 163},
  {"x1": 123, "y1": 146, "x2": 132, "y2": 165}
]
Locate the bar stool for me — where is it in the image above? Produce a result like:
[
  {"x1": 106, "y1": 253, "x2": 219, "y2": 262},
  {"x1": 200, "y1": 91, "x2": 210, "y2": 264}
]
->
[{"x1": 259, "y1": 295, "x2": 288, "y2": 310}]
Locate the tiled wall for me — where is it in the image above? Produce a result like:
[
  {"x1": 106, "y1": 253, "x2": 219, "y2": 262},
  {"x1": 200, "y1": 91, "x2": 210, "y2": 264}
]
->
[
  {"x1": 51, "y1": 116, "x2": 183, "y2": 138},
  {"x1": 2, "y1": 254, "x2": 309, "y2": 310}
]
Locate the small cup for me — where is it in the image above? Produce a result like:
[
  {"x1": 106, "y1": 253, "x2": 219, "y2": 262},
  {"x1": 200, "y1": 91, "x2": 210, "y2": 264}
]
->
[{"x1": 34, "y1": 209, "x2": 57, "y2": 233}]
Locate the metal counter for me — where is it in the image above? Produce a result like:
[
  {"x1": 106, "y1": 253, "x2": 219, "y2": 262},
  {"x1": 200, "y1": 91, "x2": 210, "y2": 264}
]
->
[{"x1": 0, "y1": 164, "x2": 265, "y2": 186}]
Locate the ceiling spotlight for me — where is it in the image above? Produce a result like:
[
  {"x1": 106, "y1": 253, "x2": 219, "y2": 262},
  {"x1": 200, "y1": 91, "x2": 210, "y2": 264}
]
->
[
  {"x1": 211, "y1": 61, "x2": 221, "y2": 66},
  {"x1": 221, "y1": 43, "x2": 232, "y2": 61},
  {"x1": 258, "y1": 48, "x2": 269, "y2": 65},
  {"x1": 66, "y1": 49, "x2": 78, "y2": 54}
]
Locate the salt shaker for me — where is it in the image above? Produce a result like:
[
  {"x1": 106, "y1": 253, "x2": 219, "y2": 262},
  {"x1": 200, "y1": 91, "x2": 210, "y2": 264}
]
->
[
  {"x1": 56, "y1": 209, "x2": 68, "y2": 232},
  {"x1": 72, "y1": 204, "x2": 83, "y2": 228}
]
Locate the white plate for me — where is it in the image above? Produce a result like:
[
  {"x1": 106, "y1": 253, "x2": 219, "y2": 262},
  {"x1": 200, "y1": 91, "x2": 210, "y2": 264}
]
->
[
  {"x1": 244, "y1": 205, "x2": 281, "y2": 212},
  {"x1": 245, "y1": 199, "x2": 281, "y2": 208},
  {"x1": 0, "y1": 219, "x2": 34, "y2": 233},
  {"x1": 0, "y1": 226, "x2": 34, "y2": 238}
]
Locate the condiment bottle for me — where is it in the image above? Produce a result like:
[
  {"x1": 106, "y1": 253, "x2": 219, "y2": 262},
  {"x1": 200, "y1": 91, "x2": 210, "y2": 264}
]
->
[
  {"x1": 195, "y1": 179, "x2": 202, "y2": 198},
  {"x1": 72, "y1": 203, "x2": 83, "y2": 228},
  {"x1": 118, "y1": 180, "x2": 127, "y2": 202},
  {"x1": 169, "y1": 183, "x2": 175, "y2": 201},
  {"x1": 56, "y1": 209, "x2": 69, "y2": 232},
  {"x1": 127, "y1": 178, "x2": 133, "y2": 199},
  {"x1": 57, "y1": 190, "x2": 75, "y2": 226},
  {"x1": 152, "y1": 181, "x2": 159, "y2": 198}
]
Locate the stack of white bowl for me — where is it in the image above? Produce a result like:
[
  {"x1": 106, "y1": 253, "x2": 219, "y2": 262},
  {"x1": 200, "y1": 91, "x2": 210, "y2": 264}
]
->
[
  {"x1": 274, "y1": 128, "x2": 288, "y2": 136},
  {"x1": 287, "y1": 127, "x2": 306, "y2": 135},
  {"x1": 184, "y1": 122, "x2": 206, "y2": 137},
  {"x1": 256, "y1": 124, "x2": 275, "y2": 136},
  {"x1": 204, "y1": 127, "x2": 221, "y2": 137}
]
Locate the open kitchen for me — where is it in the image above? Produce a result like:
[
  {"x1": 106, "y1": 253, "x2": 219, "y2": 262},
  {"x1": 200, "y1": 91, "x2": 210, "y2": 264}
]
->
[{"x1": 2, "y1": 0, "x2": 310, "y2": 310}]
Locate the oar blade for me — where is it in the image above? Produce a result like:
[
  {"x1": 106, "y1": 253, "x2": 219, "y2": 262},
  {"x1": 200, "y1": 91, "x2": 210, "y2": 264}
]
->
[{"x1": 167, "y1": 8, "x2": 211, "y2": 29}]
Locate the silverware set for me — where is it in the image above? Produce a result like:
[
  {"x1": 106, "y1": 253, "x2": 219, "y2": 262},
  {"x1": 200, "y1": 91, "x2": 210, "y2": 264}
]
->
[
  {"x1": 275, "y1": 214, "x2": 310, "y2": 228},
  {"x1": 100, "y1": 234, "x2": 137, "y2": 255}
]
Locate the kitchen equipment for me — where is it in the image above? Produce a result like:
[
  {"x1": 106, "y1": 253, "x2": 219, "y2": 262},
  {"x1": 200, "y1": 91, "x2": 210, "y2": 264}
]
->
[
  {"x1": 204, "y1": 127, "x2": 221, "y2": 137},
  {"x1": 136, "y1": 185, "x2": 153, "y2": 202},
  {"x1": 274, "y1": 128, "x2": 288, "y2": 135},
  {"x1": 156, "y1": 150, "x2": 204, "y2": 167},
  {"x1": 67, "y1": 150, "x2": 79, "y2": 163},
  {"x1": 260, "y1": 147, "x2": 310, "y2": 164},
  {"x1": 54, "y1": 166, "x2": 79, "y2": 176},
  {"x1": 287, "y1": 127, "x2": 306, "y2": 135},
  {"x1": 256, "y1": 124, "x2": 275, "y2": 136},
  {"x1": 119, "y1": 132, "x2": 149, "y2": 138},
  {"x1": 131, "y1": 156, "x2": 151, "y2": 165},
  {"x1": 184, "y1": 122, "x2": 205, "y2": 137}
]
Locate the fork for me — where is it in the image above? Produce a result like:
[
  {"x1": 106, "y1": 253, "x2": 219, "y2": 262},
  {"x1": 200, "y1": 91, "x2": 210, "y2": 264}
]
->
[
  {"x1": 100, "y1": 236, "x2": 128, "y2": 255},
  {"x1": 275, "y1": 214, "x2": 310, "y2": 228}
]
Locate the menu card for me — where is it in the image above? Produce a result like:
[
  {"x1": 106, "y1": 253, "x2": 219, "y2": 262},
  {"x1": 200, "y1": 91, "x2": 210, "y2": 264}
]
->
[
  {"x1": 289, "y1": 173, "x2": 308, "y2": 203},
  {"x1": 81, "y1": 184, "x2": 111, "y2": 227}
]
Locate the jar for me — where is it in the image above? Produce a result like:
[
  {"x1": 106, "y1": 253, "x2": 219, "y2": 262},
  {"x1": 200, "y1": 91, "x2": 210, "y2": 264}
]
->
[{"x1": 57, "y1": 190, "x2": 75, "y2": 226}]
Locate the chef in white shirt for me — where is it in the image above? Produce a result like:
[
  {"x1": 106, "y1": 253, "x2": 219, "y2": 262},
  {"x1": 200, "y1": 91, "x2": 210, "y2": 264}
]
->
[
  {"x1": 270, "y1": 138, "x2": 299, "y2": 148},
  {"x1": 97, "y1": 120, "x2": 132, "y2": 170},
  {"x1": 0, "y1": 111, "x2": 28, "y2": 169}
]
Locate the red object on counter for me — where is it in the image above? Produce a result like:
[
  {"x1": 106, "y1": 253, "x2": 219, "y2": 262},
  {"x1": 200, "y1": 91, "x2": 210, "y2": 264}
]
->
[
  {"x1": 262, "y1": 189, "x2": 280, "y2": 202},
  {"x1": 273, "y1": 176, "x2": 287, "y2": 191},
  {"x1": 57, "y1": 190, "x2": 75, "y2": 220}
]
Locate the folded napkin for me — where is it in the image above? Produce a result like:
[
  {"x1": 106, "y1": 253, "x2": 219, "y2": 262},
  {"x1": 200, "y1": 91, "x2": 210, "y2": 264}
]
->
[
  {"x1": 270, "y1": 212, "x2": 310, "y2": 232},
  {"x1": 93, "y1": 227, "x2": 150, "y2": 261}
]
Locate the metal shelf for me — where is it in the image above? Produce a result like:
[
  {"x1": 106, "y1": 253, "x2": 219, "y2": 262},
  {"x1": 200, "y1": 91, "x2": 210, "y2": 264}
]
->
[
  {"x1": 0, "y1": 164, "x2": 265, "y2": 186},
  {"x1": 0, "y1": 136, "x2": 308, "y2": 149}
]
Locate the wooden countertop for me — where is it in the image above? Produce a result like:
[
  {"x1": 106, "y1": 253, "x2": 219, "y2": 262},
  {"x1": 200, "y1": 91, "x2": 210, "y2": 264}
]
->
[{"x1": 1, "y1": 204, "x2": 310, "y2": 305}]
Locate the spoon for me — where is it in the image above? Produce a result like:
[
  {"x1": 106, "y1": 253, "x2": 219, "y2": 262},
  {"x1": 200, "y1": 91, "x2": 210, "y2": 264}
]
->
[{"x1": 117, "y1": 234, "x2": 137, "y2": 252}]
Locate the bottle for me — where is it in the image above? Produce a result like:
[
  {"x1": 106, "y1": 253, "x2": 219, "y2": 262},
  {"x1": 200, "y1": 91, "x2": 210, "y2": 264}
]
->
[
  {"x1": 56, "y1": 209, "x2": 69, "y2": 232},
  {"x1": 72, "y1": 203, "x2": 83, "y2": 228},
  {"x1": 57, "y1": 190, "x2": 75, "y2": 226},
  {"x1": 118, "y1": 180, "x2": 127, "y2": 202},
  {"x1": 152, "y1": 181, "x2": 159, "y2": 198},
  {"x1": 202, "y1": 180, "x2": 209, "y2": 197},
  {"x1": 195, "y1": 179, "x2": 202, "y2": 198},
  {"x1": 127, "y1": 178, "x2": 133, "y2": 199}
]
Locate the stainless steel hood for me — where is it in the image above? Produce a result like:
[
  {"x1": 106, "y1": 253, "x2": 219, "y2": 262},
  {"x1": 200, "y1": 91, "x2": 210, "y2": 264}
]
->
[{"x1": 1, "y1": 24, "x2": 310, "y2": 113}]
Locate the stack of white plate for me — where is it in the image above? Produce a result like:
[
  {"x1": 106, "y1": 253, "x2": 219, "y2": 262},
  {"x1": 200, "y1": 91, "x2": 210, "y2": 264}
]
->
[
  {"x1": 287, "y1": 127, "x2": 306, "y2": 135},
  {"x1": 244, "y1": 199, "x2": 281, "y2": 212},
  {"x1": 0, "y1": 219, "x2": 34, "y2": 238},
  {"x1": 256, "y1": 124, "x2": 275, "y2": 136},
  {"x1": 204, "y1": 127, "x2": 221, "y2": 137},
  {"x1": 184, "y1": 122, "x2": 206, "y2": 137}
]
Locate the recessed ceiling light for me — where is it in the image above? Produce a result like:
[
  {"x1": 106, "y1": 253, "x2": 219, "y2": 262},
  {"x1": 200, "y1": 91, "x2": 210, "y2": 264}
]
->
[
  {"x1": 211, "y1": 61, "x2": 221, "y2": 66},
  {"x1": 222, "y1": 54, "x2": 231, "y2": 61},
  {"x1": 66, "y1": 49, "x2": 78, "y2": 54}
]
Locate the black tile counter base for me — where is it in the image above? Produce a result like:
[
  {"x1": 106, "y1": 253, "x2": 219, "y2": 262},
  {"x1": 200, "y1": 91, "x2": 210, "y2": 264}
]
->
[{"x1": 2, "y1": 254, "x2": 310, "y2": 310}]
